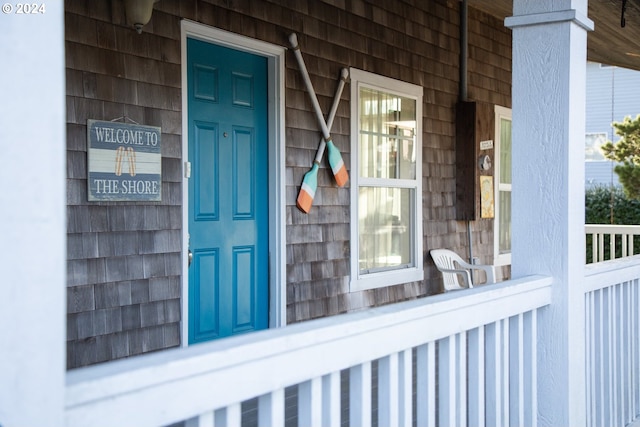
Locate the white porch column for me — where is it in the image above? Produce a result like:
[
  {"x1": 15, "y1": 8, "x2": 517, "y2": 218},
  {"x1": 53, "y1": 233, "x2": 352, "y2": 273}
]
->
[
  {"x1": 0, "y1": 3, "x2": 66, "y2": 427},
  {"x1": 505, "y1": 2, "x2": 592, "y2": 426}
]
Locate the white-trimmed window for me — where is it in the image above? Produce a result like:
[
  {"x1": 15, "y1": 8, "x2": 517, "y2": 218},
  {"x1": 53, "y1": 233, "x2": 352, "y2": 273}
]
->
[
  {"x1": 585, "y1": 132, "x2": 608, "y2": 161},
  {"x1": 494, "y1": 106, "x2": 512, "y2": 266},
  {"x1": 349, "y1": 68, "x2": 423, "y2": 291}
]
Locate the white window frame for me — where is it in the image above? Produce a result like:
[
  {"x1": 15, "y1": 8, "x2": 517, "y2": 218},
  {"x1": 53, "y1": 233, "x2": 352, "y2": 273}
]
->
[
  {"x1": 349, "y1": 68, "x2": 423, "y2": 292},
  {"x1": 494, "y1": 105, "x2": 512, "y2": 266}
]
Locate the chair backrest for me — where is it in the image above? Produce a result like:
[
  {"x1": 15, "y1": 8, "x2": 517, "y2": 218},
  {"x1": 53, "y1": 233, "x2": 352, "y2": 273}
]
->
[{"x1": 430, "y1": 249, "x2": 472, "y2": 291}]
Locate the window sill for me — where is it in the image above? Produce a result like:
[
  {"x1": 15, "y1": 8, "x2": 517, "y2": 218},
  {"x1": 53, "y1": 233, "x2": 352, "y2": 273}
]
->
[
  {"x1": 493, "y1": 253, "x2": 512, "y2": 267},
  {"x1": 350, "y1": 267, "x2": 424, "y2": 292}
]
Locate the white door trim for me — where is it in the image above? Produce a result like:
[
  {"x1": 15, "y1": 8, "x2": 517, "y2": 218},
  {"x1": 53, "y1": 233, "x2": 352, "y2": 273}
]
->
[{"x1": 180, "y1": 20, "x2": 287, "y2": 346}]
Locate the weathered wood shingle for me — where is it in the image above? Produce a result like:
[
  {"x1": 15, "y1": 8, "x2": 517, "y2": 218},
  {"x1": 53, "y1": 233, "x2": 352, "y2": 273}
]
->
[{"x1": 66, "y1": 92, "x2": 182, "y2": 370}]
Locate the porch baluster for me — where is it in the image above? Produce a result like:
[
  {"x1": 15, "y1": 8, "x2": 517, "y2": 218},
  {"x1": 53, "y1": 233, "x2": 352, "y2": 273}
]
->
[
  {"x1": 299, "y1": 377, "x2": 322, "y2": 427},
  {"x1": 508, "y1": 314, "x2": 525, "y2": 427},
  {"x1": 258, "y1": 389, "x2": 284, "y2": 427},
  {"x1": 398, "y1": 349, "x2": 412, "y2": 427},
  {"x1": 415, "y1": 342, "x2": 436, "y2": 427},
  {"x1": 350, "y1": 361, "x2": 372, "y2": 427},
  {"x1": 468, "y1": 327, "x2": 486, "y2": 427},
  {"x1": 378, "y1": 353, "x2": 400, "y2": 427},
  {"x1": 321, "y1": 372, "x2": 340, "y2": 427}
]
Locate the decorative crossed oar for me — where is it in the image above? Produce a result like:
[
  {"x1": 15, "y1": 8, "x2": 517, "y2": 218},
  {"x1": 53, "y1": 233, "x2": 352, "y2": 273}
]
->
[
  {"x1": 290, "y1": 33, "x2": 349, "y2": 213},
  {"x1": 296, "y1": 68, "x2": 349, "y2": 213}
]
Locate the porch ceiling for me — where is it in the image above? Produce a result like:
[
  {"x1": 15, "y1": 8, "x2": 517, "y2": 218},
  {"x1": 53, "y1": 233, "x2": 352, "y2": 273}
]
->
[{"x1": 469, "y1": 0, "x2": 640, "y2": 72}]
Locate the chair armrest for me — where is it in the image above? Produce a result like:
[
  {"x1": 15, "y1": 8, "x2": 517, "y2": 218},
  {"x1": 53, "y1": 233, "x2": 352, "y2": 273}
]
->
[
  {"x1": 450, "y1": 257, "x2": 496, "y2": 285},
  {"x1": 471, "y1": 264, "x2": 496, "y2": 284},
  {"x1": 435, "y1": 267, "x2": 473, "y2": 288}
]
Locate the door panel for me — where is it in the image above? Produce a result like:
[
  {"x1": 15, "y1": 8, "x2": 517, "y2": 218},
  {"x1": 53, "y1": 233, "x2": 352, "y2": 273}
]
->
[
  {"x1": 187, "y1": 38, "x2": 269, "y2": 344},
  {"x1": 192, "y1": 249, "x2": 219, "y2": 341},
  {"x1": 233, "y1": 127, "x2": 255, "y2": 218},
  {"x1": 193, "y1": 122, "x2": 218, "y2": 220},
  {"x1": 232, "y1": 246, "x2": 255, "y2": 333}
]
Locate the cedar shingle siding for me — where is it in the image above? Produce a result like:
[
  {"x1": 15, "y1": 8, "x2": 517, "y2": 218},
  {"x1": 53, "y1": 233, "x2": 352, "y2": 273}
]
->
[{"x1": 65, "y1": 0, "x2": 511, "y2": 369}]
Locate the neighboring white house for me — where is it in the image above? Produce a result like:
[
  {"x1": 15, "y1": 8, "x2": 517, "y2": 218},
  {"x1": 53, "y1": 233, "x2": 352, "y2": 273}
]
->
[{"x1": 586, "y1": 61, "x2": 640, "y2": 188}]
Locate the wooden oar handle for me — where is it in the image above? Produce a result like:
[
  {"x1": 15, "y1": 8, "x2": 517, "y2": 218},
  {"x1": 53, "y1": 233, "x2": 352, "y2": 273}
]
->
[
  {"x1": 325, "y1": 68, "x2": 348, "y2": 132},
  {"x1": 289, "y1": 33, "x2": 332, "y2": 140},
  {"x1": 313, "y1": 68, "x2": 349, "y2": 164},
  {"x1": 314, "y1": 140, "x2": 327, "y2": 164}
]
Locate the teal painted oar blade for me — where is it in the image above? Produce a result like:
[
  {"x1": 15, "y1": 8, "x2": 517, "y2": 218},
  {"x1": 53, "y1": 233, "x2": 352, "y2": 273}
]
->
[{"x1": 326, "y1": 140, "x2": 348, "y2": 187}]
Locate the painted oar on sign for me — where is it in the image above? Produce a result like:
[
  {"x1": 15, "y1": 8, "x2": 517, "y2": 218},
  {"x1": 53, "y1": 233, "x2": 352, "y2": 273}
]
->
[
  {"x1": 289, "y1": 33, "x2": 349, "y2": 188},
  {"x1": 297, "y1": 68, "x2": 349, "y2": 213}
]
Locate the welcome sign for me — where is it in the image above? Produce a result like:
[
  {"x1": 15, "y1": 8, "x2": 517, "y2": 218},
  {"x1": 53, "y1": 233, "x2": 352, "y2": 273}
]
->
[{"x1": 87, "y1": 120, "x2": 162, "y2": 201}]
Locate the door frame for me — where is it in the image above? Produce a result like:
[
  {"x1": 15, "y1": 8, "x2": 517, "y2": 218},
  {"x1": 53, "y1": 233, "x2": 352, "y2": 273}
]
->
[{"x1": 180, "y1": 20, "x2": 287, "y2": 345}]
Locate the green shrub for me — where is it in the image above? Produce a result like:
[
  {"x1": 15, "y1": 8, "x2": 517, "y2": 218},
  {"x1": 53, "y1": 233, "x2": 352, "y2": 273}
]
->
[{"x1": 586, "y1": 185, "x2": 640, "y2": 224}]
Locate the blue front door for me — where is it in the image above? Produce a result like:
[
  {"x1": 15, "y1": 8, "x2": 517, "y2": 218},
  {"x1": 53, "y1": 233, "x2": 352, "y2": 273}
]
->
[{"x1": 187, "y1": 38, "x2": 269, "y2": 344}]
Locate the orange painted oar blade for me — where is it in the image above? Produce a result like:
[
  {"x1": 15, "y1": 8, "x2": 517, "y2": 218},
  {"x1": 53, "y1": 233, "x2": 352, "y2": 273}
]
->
[{"x1": 296, "y1": 163, "x2": 319, "y2": 213}]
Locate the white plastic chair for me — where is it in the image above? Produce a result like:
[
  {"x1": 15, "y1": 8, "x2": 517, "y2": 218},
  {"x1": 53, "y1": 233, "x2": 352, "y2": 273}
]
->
[{"x1": 430, "y1": 249, "x2": 496, "y2": 291}]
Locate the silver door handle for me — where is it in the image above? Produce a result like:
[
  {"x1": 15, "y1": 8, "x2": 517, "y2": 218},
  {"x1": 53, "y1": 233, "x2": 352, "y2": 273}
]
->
[{"x1": 188, "y1": 249, "x2": 193, "y2": 267}]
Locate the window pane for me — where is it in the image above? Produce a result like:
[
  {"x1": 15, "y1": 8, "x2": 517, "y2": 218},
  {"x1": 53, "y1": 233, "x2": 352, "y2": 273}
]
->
[
  {"x1": 358, "y1": 187, "x2": 413, "y2": 272},
  {"x1": 500, "y1": 118, "x2": 512, "y2": 185},
  {"x1": 585, "y1": 133, "x2": 607, "y2": 161},
  {"x1": 359, "y1": 87, "x2": 416, "y2": 180},
  {"x1": 499, "y1": 190, "x2": 511, "y2": 253}
]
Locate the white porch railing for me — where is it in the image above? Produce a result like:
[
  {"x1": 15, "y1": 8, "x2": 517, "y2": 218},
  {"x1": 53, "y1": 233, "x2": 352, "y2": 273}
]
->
[
  {"x1": 65, "y1": 276, "x2": 552, "y2": 427},
  {"x1": 585, "y1": 256, "x2": 640, "y2": 427},
  {"x1": 586, "y1": 224, "x2": 640, "y2": 263}
]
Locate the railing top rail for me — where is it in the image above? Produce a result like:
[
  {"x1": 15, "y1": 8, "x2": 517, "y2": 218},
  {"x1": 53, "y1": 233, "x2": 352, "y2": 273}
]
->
[
  {"x1": 585, "y1": 253, "x2": 640, "y2": 292},
  {"x1": 65, "y1": 275, "x2": 552, "y2": 427},
  {"x1": 585, "y1": 224, "x2": 640, "y2": 233}
]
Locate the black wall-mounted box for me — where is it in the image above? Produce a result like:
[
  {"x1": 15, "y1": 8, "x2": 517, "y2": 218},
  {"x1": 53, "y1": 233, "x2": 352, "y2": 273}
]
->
[{"x1": 455, "y1": 101, "x2": 496, "y2": 220}]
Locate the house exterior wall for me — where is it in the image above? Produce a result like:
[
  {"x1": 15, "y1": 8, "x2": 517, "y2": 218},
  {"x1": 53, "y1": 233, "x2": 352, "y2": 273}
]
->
[
  {"x1": 65, "y1": 1, "x2": 183, "y2": 368},
  {"x1": 64, "y1": 0, "x2": 512, "y2": 369},
  {"x1": 585, "y1": 61, "x2": 640, "y2": 188}
]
